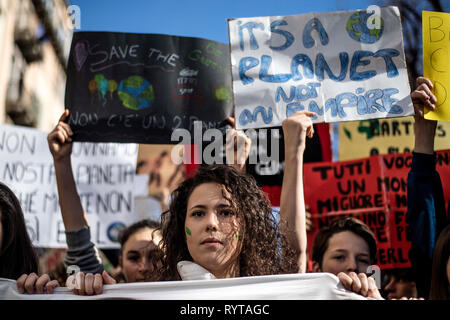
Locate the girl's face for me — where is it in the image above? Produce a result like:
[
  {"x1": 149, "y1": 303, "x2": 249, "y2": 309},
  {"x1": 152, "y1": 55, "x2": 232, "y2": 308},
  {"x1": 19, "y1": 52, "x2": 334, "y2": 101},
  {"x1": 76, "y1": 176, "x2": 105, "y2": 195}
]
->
[
  {"x1": 185, "y1": 183, "x2": 241, "y2": 278},
  {"x1": 120, "y1": 227, "x2": 162, "y2": 282},
  {"x1": 313, "y1": 231, "x2": 371, "y2": 275}
]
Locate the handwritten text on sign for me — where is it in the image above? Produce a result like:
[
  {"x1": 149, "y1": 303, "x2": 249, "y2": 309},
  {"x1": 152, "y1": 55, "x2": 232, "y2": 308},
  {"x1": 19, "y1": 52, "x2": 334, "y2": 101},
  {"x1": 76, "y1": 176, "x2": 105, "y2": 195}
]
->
[
  {"x1": 0, "y1": 124, "x2": 139, "y2": 248},
  {"x1": 65, "y1": 32, "x2": 233, "y2": 144},
  {"x1": 303, "y1": 151, "x2": 450, "y2": 269},
  {"x1": 228, "y1": 6, "x2": 413, "y2": 129},
  {"x1": 423, "y1": 10, "x2": 450, "y2": 121}
]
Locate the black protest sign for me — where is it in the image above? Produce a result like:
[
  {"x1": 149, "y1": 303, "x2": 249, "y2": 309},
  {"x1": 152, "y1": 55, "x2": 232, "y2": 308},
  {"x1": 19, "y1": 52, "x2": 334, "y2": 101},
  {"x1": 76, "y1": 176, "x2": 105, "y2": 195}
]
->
[{"x1": 65, "y1": 32, "x2": 233, "y2": 144}]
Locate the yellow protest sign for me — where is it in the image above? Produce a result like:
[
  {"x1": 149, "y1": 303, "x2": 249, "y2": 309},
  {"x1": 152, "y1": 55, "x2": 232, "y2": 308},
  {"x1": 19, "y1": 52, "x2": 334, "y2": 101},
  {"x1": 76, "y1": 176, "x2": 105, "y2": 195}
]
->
[
  {"x1": 338, "y1": 117, "x2": 450, "y2": 161},
  {"x1": 423, "y1": 11, "x2": 450, "y2": 121}
]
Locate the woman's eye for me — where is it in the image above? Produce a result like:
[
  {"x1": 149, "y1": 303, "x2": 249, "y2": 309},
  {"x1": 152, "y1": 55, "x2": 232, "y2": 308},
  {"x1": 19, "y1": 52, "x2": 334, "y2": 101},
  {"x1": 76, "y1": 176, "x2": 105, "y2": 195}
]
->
[
  {"x1": 334, "y1": 255, "x2": 345, "y2": 261},
  {"x1": 127, "y1": 256, "x2": 139, "y2": 262},
  {"x1": 191, "y1": 211, "x2": 204, "y2": 217},
  {"x1": 358, "y1": 258, "x2": 370, "y2": 265},
  {"x1": 220, "y1": 209, "x2": 234, "y2": 216}
]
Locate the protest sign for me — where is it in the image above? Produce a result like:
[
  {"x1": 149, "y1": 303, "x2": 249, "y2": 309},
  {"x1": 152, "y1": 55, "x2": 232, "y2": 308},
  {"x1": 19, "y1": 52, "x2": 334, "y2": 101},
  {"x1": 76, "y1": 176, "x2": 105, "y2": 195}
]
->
[
  {"x1": 65, "y1": 32, "x2": 233, "y2": 144},
  {"x1": 137, "y1": 144, "x2": 185, "y2": 197},
  {"x1": 303, "y1": 150, "x2": 450, "y2": 269},
  {"x1": 338, "y1": 116, "x2": 450, "y2": 160},
  {"x1": 423, "y1": 11, "x2": 450, "y2": 121},
  {"x1": 0, "y1": 123, "x2": 140, "y2": 248},
  {"x1": 228, "y1": 6, "x2": 413, "y2": 129}
]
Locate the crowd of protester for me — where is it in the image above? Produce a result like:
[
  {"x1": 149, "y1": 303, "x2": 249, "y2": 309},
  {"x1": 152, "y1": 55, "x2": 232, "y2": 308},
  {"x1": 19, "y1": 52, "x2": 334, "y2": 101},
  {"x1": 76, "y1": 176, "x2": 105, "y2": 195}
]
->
[{"x1": 0, "y1": 76, "x2": 448, "y2": 300}]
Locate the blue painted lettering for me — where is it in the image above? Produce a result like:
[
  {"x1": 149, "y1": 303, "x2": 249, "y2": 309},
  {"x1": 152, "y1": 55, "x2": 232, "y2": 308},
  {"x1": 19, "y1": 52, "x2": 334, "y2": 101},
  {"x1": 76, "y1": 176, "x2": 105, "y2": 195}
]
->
[
  {"x1": 260, "y1": 55, "x2": 292, "y2": 83},
  {"x1": 239, "y1": 57, "x2": 259, "y2": 85},
  {"x1": 239, "y1": 106, "x2": 273, "y2": 126},
  {"x1": 270, "y1": 20, "x2": 294, "y2": 51},
  {"x1": 303, "y1": 18, "x2": 329, "y2": 48},
  {"x1": 291, "y1": 54, "x2": 314, "y2": 81},
  {"x1": 350, "y1": 51, "x2": 376, "y2": 81},
  {"x1": 373, "y1": 49, "x2": 400, "y2": 78},
  {"x1": 238, "y1": 21, "x2": 265, "y2": 51},
  {"x1": 315, "y1": 52, "x2": 349, "y2": 81}
]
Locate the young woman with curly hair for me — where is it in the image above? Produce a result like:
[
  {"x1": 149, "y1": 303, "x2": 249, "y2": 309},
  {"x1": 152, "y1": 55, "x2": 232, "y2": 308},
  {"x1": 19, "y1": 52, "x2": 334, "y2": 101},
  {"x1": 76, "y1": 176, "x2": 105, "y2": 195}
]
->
[
  {"x1": 154, "y1": 111, "x2": 318, "y2": 280},
  {"x1": 157, "y1": 164, "x2": 299, "y2": 280}
]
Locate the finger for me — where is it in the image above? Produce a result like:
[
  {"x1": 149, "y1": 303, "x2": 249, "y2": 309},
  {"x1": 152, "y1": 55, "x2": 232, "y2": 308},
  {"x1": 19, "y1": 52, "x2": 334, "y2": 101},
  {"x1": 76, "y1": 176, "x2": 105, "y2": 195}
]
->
[
  {"x1": 76, "y1": 272, "x2": 85, "y2": 295},
  {"x1": 102, "y1": 270, "x2": 117, "y2": 284},
  {"x1": 24, "y1": 273, "x2": 39, "y2": 294},
  {"x1": 45, "y1": 280, "x2": 59, "y2": 294},
  {"x1": 55, "y1": 130, "x2": 69, "y2": 145},
  {"x1": 58, "y1": 109, "x2": 70, "y2": 122},
  {"x1": 58, "y1": 121, "x2": 74, "y2": 137},
  {"x1": 367, "y1": 277, "x2": 382, "y2": 299},
  {"x1": 84, "y1": 273, "x2": 94, "y2": 296},
  {"x1": 93, "y1": 273, "x2": 103, "y2": 295},
  {"x1": 357, "y1": 273, "x2": 369, "y2": 297},
  {"x1": 411, "y1": 90, "x2": 430, "y2": 103},
  {"x1": 306, "y1": 123, "x2": 315, "y2": 138},
  {"x1": 57, "y1": 124, "x2": 70, "y2": 140},
  {"x1": 416, "y1": 83, "x2": 433, "y2": 97},
  {"x1": 16, "y1": 274, "x2": 28, "y2": 294},
  {"x1": 337, "y1": 272, "x2": 353, "y2": 291},
  {"x1": 424, "y1": 99, "x2": 436, "y2": 111},
  {"x1": 348, "y1": 272, "x2": 362, "y2": 293},
  {"x1": 416, "y1": 76, "x2": 433, "y2": 89},
  {"x1": 226, "y1": 116, "x2": 235, "y2": 128},
  {"x1": 416, "y1": 83, "x2": 436, "y2": 103},
  {"x1": 291, "y1": 111, "x2": 316, "y2": 118},
  {"x1": 35, "y1": 274, "x2": 51, "y2": 294}
]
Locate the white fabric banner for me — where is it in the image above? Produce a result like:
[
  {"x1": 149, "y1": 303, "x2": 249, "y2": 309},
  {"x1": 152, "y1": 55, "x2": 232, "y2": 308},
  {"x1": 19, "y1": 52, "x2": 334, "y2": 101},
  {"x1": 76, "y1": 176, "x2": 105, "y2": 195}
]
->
[
  {"x1": 228, "y1": 6, "x2": 413, "y2": 129},
  {"x1": 0, "y1": 123, "x2": 141, "y2": 248},
  {"x1": 0, "y1": 273, "x2": 371, "y2": 300}
]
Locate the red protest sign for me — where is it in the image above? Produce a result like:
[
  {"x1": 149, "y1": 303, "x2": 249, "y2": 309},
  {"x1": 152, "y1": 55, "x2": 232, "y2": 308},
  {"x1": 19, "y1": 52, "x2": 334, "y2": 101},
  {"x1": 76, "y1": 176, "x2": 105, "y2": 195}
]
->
[{"x1": 304, "y1": 150, "x2": 450, "y2": 270}]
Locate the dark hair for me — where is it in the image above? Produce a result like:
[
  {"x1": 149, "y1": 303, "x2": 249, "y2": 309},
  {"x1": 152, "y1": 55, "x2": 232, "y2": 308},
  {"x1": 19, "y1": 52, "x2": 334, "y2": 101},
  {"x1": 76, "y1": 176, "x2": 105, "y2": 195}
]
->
[
  {"x1": 118, "y1": 219, "x2": 160, "y2": 256},
  {"x1": 312, "y1": 216, "x2": 377, "y2": 268},
  {"x1": 429, "y1": 225, "x2": 450, "y2": 300},
  {"x1": 385, "y1": 268, "x2": 415, "y2": 282},
  {"x1": 0, "y1": 182, "x2": 39, "y2": 279},
  {"x1": 158, "y1": 164, "x2": 297, "y2": 280},
  {"x1": 114, "y1": 219, "x2": 162, "y2": 283}
]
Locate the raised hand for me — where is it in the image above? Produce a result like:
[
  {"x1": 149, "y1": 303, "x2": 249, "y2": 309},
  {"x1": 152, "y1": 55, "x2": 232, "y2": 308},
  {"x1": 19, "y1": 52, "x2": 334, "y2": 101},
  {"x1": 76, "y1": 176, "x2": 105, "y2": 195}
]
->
[
  {"x1": 225, "y1": 116, "x2": 251, "y2": 173},
  {"x1": 47, "y1": 109, "x2": 73, "y2": 162}
]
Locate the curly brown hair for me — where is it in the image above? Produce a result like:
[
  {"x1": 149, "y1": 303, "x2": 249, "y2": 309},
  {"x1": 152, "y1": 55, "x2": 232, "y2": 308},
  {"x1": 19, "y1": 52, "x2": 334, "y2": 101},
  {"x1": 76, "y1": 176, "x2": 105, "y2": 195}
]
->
[{"x1": 156, "y1": 164, "x2": 298, "y2": 280}]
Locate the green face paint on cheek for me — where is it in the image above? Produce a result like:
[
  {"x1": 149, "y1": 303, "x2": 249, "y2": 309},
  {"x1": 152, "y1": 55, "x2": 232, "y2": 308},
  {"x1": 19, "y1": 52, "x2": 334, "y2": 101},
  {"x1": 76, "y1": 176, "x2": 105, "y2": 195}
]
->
[{"x1": 185, "y1": 226, "x2": 192, "y2": 236}]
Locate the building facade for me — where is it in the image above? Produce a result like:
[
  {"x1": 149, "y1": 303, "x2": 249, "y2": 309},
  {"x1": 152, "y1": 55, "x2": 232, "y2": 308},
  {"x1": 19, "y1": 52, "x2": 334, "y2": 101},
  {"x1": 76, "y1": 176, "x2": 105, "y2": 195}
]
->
[{"x1": 0, "y1": 0, "x2": 72, "y2": 131}]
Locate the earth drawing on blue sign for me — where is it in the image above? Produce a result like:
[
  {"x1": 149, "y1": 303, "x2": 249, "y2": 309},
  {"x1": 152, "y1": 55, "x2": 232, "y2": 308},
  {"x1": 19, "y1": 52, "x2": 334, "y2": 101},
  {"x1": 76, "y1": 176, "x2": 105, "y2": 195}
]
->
[{"x1": 346, "y1": 10, "x2": 384, "y2": 44}]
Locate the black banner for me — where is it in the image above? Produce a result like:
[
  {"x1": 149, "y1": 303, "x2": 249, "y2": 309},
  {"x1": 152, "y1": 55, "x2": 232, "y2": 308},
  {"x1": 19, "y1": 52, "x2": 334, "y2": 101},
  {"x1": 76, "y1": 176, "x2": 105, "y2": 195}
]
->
[{"x1": 65, "y1": 31, "x2": 233, "y2": 144}]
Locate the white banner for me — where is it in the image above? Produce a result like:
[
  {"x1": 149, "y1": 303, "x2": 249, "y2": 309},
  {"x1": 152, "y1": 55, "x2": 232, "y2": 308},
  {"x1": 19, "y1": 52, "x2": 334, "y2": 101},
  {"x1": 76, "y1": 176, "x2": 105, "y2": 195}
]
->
[
  {"x1": 0, "y1": 123, "x2": 140, "y2": 248},
  {"x1": 0, "y1": 273, "x2": 371, "y2": 300},
  {"x1": 228, "y1": 6, "x2": 413, "y2": 129}
]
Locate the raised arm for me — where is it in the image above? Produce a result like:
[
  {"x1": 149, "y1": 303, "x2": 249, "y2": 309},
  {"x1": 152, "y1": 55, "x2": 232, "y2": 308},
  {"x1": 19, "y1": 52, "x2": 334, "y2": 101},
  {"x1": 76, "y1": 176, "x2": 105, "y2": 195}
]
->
[
  {"x1": 47, "y1": 110, "x2": 103, "y2": 275},
  {"x1": 280, "y1": 111, "x2": 314, "y2": 273},
  {"x1": 225, "y1": 116, "x2": 251, "y2": 173},
  {"x1": 407, "y1": 76, "x2": 447, "y2": 298},
  {"x1": 47, "y1": 110, "x2": 87, "y2": 231}
]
